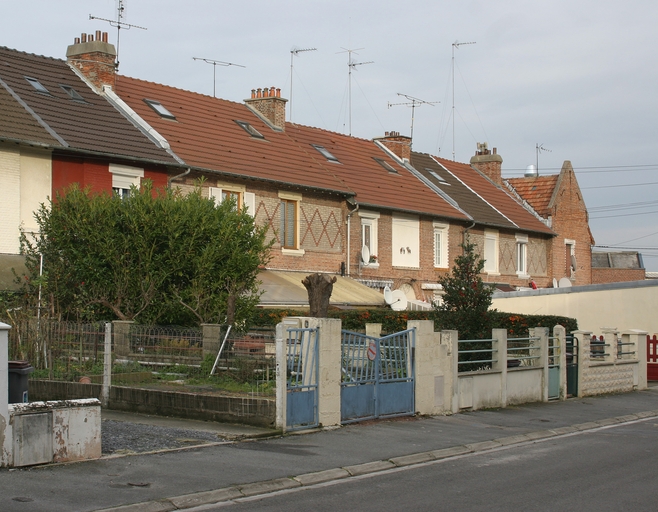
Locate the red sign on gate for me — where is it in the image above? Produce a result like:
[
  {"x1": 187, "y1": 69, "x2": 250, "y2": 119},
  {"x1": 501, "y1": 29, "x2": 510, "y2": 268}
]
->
[{"x1": 367, "y1": 340, "x2": 377, "y2": 361}]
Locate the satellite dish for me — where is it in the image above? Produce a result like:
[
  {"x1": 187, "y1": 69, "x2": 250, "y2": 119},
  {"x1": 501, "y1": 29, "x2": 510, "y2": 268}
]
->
[
  {"x1": 361, "y1": 245, "x2": 370, "y2": 265},
  {"x1": 559, "y1": 277, "x2": 572, "y2": 288},
  {"x1": 383, "y1": 285, "x2": 394, "y2": 305},
  {"x1": 390, "y1": 289, "x2": 408, "y2": 311},
  {"x1": 571, "y1": 254, "x2": 577, "y2": 270},
  {"x1": 553, "y1": 278, "x2": 558, "y2": 288}
]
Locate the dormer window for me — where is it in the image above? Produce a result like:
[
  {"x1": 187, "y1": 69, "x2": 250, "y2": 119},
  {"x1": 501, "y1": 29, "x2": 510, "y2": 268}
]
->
[
  {"x1": 143, "y1": 99, "x2": 176, "y2": 120},
  {"x1": 25, "y1": 76, "x2": 50, "y2": 94},
  {"x1": 60, "y1": 85, "x2": 86, "y2": 103},
  {"x1": 235, "y1": 120, "x2": 265, "y2": 139},
  {"x1": 373, "y1": 157, "x2": 398, "y2": 174},
  {"x1": 311, "y1": 144, "x2": 340, "y2": 163}
]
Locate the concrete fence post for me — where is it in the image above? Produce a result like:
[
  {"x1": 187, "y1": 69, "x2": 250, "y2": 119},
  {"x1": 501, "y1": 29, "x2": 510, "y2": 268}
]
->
[
  {"x1": 112, "y1": 320, "x2": 134, "y2": 357},
  {"x1": 623, "y1": 330, "x2": 648, "y2": 390},
  {"x1": 442, "y1": 330, "x2": 459, "y2": 413},
  {"x1": 530, "y1": 327, "x2": 549, "y2": 402},
  {"x1": 602, "y1": 328, "x2": 619, "y2": 363},
  {"x1": 312, "y1": 317, "x2": 342, "y2": 428},
  {"x1": 365, "y1": 323, "x2": 382, "y2": 338},
  {"x1": 553, "y1": 325, "x2": 568, "y2": 400},
  {"x1": 275, "y1": 322, "x2": 287, "y2": 432},
  {"x1": 201, "y1": 324, "x2": 222, "y2": 358},
  {"x1": 0, "y1": 322, "x2": 11, "y2": 467},
  {"x1": 573, "y1": 330, "x2": 592, "y2": 397},
  {"x1": 492, "y1": 329, "x2": 507, "y2": 407},
  {"x1": 408, "y1": 320, "x2": 444, "y2": 416}
]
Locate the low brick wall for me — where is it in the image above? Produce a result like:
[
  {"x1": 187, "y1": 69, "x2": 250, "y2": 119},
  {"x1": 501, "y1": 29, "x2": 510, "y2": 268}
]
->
[{"x1": 29, "y1": 380, "x2": 275, "y2": 428}]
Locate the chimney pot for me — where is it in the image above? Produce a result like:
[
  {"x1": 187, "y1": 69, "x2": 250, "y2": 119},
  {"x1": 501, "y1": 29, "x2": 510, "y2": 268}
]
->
[
  {"x1": 95, "y1": 30, "x2": 101, "y2": 41},
  {"x1": 81, "y1": 33, "x2": 87, "y2": 43},
  {"x1": 89, "y1": 33, "x2": 94, "y2": 42},
  {"x1": 102, "y1": 32, "x2": 108, "y2": 43},
  {"x1": 75, "y1": 37, "x2": 80, "y2": 44},
  {"x1": 276, "y1": 88, "x2": 281, "y2": 97},
  {"x1": 256, "y1": 88, "x2": 262, "y2": 98},
  {"x1": 251, "y1": 89, "x2": 256, "y2": 99},
  {"x1": 270, "y1": 86, "x2": 275, "y2": 97}
]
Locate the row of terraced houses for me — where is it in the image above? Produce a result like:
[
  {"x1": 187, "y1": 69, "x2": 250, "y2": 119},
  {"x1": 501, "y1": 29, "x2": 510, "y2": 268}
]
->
[{"x1": 0, "y1": 31, "x2": 642, "y2": 310}]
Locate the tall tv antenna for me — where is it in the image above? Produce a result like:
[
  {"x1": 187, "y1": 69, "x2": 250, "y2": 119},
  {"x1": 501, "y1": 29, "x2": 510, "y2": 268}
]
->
[
  {"x1": 536, "y1": 143, "x2": 552, "y2": 171},
  {"x1": 90, "y1": 0, "x2": 147, "y2": 71},
  {"x1": 193, "y1": 58, "x2": 245, "y2": 98},
  {"x1": 451, "y1": 40, "x2": 476, "y2": 161},
  {"x1": 337, "y1": 47, "x2": 373, "y2": 136},
  {"x1": 289, "y1": 47, "x2": 317, "y2": 121},
  {"x1": 388, "y1": 93, "x2": 438, "y2": 148}
]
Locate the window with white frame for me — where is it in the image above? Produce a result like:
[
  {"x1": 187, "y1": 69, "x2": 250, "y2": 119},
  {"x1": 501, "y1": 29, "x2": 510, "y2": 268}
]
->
[
  {"x1": 278, "y1": 191, "x2": 303, "y2": 253},
  {"x1": 433, "y1": 222, "x2": 449, "y2": 268},
  {"x1": 110, "y1": 164, "x2": 144, "y2": 199},
  {"x1": 516, "y1": 234, "x2": 529, "y2": 277},
  {"x1": 209, "y1": 186, "x2": 256, "y2": 216},
  {"x1": 358, "y1": 210, "x2": 379, "y2": 265},
  {"x1": 483, "y1": 229, "x2": 499, "y2": 274}
]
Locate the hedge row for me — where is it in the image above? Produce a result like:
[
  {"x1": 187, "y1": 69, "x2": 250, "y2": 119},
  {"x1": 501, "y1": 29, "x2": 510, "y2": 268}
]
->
[{"x1": 250, "y1": 308, "x2": 577, "y2": 336}]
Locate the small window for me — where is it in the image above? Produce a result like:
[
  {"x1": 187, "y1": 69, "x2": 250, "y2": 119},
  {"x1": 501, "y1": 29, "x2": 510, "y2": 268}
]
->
[
  {"x1": 433, "y1": 222, "x2": 449, "y2": 268},
  {"x1": 373, "y1": 157, "x2": 399, "y2": 174},
  {"x1": 60, "y1": 85, "x2": 86, "y2": 102},
  {"x1": 516, "y1": 234, "x2": 529, "y2": 277},
  {"x1": 235, "y1": 120, "x2": 265, "y2": 139},
  {"x1": 144, "y1": 99, "x2": 176, "y2": 120},
  {"x1": 311, "y1": 144, "x2": 340, "y2": 163},
  {"x1": 280, "y1": 199, "x2": 298, "y2": 249},
  {"x1": 428, "y1": 170, "x2": 451, "y2": 185},
  {"x1": 25, "y1": 76, "x2": 50, "y2": 94}
]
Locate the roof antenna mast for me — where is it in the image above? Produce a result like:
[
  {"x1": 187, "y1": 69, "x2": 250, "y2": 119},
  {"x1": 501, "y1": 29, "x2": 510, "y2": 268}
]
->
[
  {"x1": 90, "y1": 0, "x2": 146, "y2": 71},
  {"x1": 451, "y1": 40, "x2": 476, "y2": 161},
  {"x1": 289, "y1": 47, "x2": 317, "y2": 122},
  {"x1": 193, "y1": 58, "x2": 246, "y2": 98},
  {"x1": 388, "y1": 93, "x2": 438, "y2": 148},
  {"x1": 536, "y1": 143, "x2": 552, "y2": 172},
  {"x1": 337, "y1": 47, "x2": 373, "y2": 136}
]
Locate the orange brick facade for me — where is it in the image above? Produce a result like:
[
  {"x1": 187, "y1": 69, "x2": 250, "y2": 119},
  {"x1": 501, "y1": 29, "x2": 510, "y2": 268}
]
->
[{"x1": 591, "y1": 268, "x2": 645, "y2": 284}]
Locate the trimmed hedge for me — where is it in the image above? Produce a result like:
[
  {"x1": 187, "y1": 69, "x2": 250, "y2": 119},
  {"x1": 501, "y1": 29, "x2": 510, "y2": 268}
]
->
[{"x1": 250, "y1": 308, "x2": 577, "y2": 336}]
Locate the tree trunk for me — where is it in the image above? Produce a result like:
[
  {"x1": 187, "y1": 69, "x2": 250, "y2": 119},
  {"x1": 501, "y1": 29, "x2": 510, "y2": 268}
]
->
[{"x1": 302, "y1": 273, "x2": 337, "y2": 318}]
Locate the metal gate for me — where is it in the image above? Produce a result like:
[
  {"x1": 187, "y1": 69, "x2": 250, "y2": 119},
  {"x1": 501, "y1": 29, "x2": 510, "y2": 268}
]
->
[
  {"x1": 340, "y1": 329, "x2": 415, "y2": 424},
  {"x1": 566, "y1": 334, "x2": 578, "y2": 397},
  {"x1": 286, "y1": 327, "x2": 319, "y2": 431},
  {"x1": 548, "y1": 334, "x2": 560, "y2": 400}
]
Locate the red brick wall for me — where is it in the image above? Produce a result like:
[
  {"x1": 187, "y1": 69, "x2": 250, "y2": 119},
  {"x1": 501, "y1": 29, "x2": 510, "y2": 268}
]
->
[{"x1": 591, "y1": 268, "x2": 645, "y2": 284}]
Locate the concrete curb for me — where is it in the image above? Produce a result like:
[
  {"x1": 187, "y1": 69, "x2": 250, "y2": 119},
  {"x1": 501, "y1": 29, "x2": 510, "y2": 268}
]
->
[{"x1": 94, "y1": 410, "x2": 658, "y2": 512}]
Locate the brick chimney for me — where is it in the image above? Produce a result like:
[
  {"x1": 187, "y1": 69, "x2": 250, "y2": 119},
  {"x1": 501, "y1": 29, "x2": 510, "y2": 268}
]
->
[
  {"x1": 470, "y1": 142, "x2": 503, "y2": 185},
  {"x1": 244, "y1": 87, "x2": 288, "y2": 130},
  {"x1": 375, "y1": 131, "x2": 411, "y2": 161},
  {"x1": 66, "y1": 31, "x2": 116, "y2": 89}
]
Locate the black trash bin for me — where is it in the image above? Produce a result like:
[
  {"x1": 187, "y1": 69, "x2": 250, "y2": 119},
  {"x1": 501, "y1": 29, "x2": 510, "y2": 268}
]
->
[{"x1": 8, "y1": 360, "x2": 34, "y2": 403}]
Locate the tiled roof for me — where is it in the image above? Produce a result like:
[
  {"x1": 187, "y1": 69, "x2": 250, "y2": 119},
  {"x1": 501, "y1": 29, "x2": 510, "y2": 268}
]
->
[
  {"x1": 114, "y1": 76, "x2": 352, "y2": 194},
  {"x1": 411, "y1": 152, "x2": 514, "y2": 228},
  {"x1": 506, "y1": 175, "x2": 559, "y2": 217},
  {"x1": 433, "y1": 156, "x2": 555, "y2": 235},
  {"x1": 0, "y1": 46, "x2": 178, "y2": 165},
  {"x1": 285, "y1": 125, "x2": 470, "y2": 220},
  {"x1": 0, "y1": 83, "x2": 58, "y2": 146}
]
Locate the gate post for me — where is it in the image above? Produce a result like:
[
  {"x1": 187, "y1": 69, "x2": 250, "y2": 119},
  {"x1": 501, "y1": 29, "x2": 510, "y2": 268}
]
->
[
  {"x1": 530, "y1": 327, "x2": 549, "y2": 402},
  {"x1": 365, "y1": 323, "x2": 382, "y2": 338},
  {"x1": 275, "y1": 322, "x2": 287, "y2": 432},
  {"x1": 553, "y1": 325, "x2": 568, "y2": 400},
  {"x1": 408, "y1": 320, "x2": 444, "y2": 415},
  {"x1": 312, "y1": 317, "x2": 342, "y2": 428},
  {"x1": 201, "y1": 324, "x2": 222, "y2": 358},
  {"x1": 112, "y1": 320, "x2": 135, "y2": 357},
  {"x1": 0, "y1": 322, "x2": 11, "y2": 467},
  {"x1": 442, "y1": 330, "x2": 459, "y2": 414}
]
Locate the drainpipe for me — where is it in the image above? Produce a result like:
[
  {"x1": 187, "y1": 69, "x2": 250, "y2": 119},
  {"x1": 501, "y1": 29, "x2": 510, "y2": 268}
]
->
[
  {"x1": 168, "y1": 168, "x2": 191, "y2": 188},
  {"x1": 346, "y1": 199, "x2": 359, "y2": 276}
]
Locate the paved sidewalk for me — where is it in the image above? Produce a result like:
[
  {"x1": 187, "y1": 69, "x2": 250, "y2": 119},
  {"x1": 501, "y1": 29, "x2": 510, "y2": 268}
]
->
[{"x1": 2, "y1": 387, "x2": 657, "y2": 512}]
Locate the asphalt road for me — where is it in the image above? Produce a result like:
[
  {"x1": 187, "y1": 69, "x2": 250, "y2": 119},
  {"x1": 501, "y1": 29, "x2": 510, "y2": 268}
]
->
[{"x1": 205, "y1": 418, "x2": 658, "y2": 512}]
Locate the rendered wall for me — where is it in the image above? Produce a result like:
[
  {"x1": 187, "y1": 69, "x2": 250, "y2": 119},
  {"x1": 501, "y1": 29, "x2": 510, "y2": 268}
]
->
[{"x1": 492, "y1": 280, "x2": 658, "y2": 334}]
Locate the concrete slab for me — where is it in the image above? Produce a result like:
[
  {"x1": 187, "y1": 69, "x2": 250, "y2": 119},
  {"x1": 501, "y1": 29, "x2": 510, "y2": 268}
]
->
[
  {"x1": 294, "y1": 468, "x2": 350, "y2": 485},
  {"x1": 344, "y1": 460, "x2": 396, "y2": 476},
  {"x1": 168, "y1": 487, "x2": 242, "y2": 509},
  {"x1": 389, "y1": 452, "x2": 434, "y2": 467},
  {"x1": 238, "y1": 477, "x2": 301, "y2": 497}
]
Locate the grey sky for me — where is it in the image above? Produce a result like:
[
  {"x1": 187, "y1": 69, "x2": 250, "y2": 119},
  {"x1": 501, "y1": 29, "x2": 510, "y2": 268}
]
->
[{"x1": 3, "y1": 0, "x2": 658, "y2": 268}]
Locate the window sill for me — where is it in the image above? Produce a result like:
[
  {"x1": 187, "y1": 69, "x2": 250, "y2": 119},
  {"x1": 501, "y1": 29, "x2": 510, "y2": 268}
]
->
[
  {"x1": 362, "y1": 262, "x2": 379, "y2": 269},
  {"x1": 281, "y1": 248, "x2": 305, "y2": 257},
  {"x1": 516, "y1": 272, "x2": 530, "y2": 279},
  {"x1": 485, "y1": 271, "x2": 500, "y2": 276}
]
